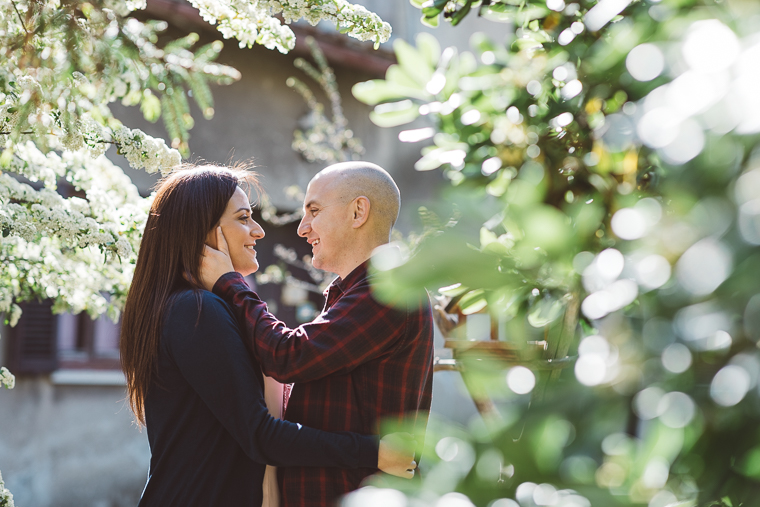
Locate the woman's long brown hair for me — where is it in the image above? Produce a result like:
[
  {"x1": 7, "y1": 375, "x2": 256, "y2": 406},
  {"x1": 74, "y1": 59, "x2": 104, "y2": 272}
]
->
[{"x1": 120, "y1": 165, "x2": 258, "y2": 425}]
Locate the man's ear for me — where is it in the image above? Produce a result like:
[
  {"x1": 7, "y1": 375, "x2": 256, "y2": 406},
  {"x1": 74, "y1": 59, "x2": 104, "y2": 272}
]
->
[{"x1": 351, "y1": 196, "x2": 370, "y2": 229}]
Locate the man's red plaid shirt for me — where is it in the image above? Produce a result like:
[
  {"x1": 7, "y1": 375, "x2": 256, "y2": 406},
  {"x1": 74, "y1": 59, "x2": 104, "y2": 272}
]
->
[{"x1": 213, "y1": 262, "x2": 435, "y2": 507}]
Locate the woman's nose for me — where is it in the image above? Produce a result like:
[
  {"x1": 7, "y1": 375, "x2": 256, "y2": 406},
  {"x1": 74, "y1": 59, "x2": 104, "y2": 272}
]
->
[{"x1": 251, "y1": 220, "x2": 265, "y2": 239}]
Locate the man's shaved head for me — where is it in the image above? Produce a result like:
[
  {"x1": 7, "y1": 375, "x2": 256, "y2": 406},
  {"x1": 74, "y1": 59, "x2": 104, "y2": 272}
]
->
[{"x1": 312, "y1": 161, "x2": 401, "y2": 237}]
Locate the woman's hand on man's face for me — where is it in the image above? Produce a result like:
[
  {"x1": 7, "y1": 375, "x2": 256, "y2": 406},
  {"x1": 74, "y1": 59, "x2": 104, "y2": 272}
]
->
[
  {"x1": 200, "y1": 226, "x2": 235, "y2": 291},
  {"x1": 378, "y1": 433, "x2": 417, "y2": 479}
]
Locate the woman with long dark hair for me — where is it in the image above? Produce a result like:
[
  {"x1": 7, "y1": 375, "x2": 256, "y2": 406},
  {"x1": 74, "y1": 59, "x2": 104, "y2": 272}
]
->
[{"x1": 120, "y1": 165, "x2": 414, "y2": 507}]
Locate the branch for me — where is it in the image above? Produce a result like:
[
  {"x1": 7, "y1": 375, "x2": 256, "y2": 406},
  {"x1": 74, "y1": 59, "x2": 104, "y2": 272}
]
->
[
  {"x1": 0, "y1": 131, "x2": 118, "y2": 146},
  {"x1": 10, "y1": 0, "x2": 30, "y2": 36}
]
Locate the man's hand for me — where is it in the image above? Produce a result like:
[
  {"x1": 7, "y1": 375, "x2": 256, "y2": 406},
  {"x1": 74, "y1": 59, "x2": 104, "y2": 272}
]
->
[
  {"x1": 378, "y1": 433, "x2": 417, "y2": 479},
  {"x1": 200, "y1": 226, "x2": 234, "y2": 291}
]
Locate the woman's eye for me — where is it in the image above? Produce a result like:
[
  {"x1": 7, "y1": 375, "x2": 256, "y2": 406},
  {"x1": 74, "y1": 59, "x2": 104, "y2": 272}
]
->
[{"x1": 239, "y1": 215, "x2": 249, "y2": 222}]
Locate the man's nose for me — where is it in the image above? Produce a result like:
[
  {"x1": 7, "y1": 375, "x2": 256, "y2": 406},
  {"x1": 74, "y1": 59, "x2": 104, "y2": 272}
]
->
[{"x1": 297, "y1": 216, "x2": 310, "y2": 237}]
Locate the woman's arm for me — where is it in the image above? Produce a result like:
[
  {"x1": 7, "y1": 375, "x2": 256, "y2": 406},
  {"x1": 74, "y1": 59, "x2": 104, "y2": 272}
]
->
[{"x1": 164, "y1": 291, "x2": 413, "y2": 474}]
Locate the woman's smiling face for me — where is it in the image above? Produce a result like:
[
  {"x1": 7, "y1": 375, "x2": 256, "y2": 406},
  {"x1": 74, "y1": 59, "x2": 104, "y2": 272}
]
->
[{"x1": 207, "y1": 186, "x2": 265, "y2": 277}]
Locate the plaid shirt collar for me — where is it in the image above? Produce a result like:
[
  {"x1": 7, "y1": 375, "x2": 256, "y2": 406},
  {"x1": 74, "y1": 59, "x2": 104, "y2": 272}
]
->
[{"x1": 324, "y1": 260, "x2": 371, "y2": 298}]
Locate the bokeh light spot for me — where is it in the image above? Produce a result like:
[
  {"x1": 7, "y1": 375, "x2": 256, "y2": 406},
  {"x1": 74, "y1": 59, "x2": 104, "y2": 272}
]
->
[
  {"x1": 657, "y1": 391, "x2": 695, "y2": 428},
  {"x1": 341, "y1": 487, "x2": 407, "y2": 507},
  {"x1": 642, "y1": 457, "x2": 670, "y2": 489},
  {"x1": 561, "y1": 80, "x2": 583, "y2": 99},
  {"x1": 626, "y1": 44, "x2": 665, "y2": 81},
  {"x1": 676, "y1": 238, "x2": 732, "y2": 295},
  {"x1": 661, "y1": 343, "x2": 692, "y2": 373},
  {"x1": 436, "y1": 492, "x2": 475, "y2": 507},
  {"x1": 710, "y1": 365, "x2": 751, "y2": 406},
  {"x1": 575, "y1": 354, "x2": 607, "y2": 386},
  {"x1": 635, "y1": 254, "x2": 671, "y2": 290},
  {"x1": 507, "y1": 366, "x2": 536, "y2": 394},
  {"x1": 682, "y1": 19, "x2": 740, "y2": 72},
  {"x1": 488, "y1": 500, "x2": 519, "y2": 507},
  {"x1": 611, "y1": 208, "x2": 647, "y2": 240},
  {"x1": 634, "y1": 387, "x2": 665, "y2": 420}
]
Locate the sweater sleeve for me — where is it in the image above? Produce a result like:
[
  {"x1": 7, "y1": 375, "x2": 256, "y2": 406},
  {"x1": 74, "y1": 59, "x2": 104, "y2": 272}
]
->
[{"x1": 163, "y1": 290, "x2": 378, "y2": 468}]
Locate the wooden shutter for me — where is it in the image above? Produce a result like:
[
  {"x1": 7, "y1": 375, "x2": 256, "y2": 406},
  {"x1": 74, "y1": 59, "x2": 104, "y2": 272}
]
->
[{"x1": 6, "y1": 300, "x2": 58, "y2": 374}]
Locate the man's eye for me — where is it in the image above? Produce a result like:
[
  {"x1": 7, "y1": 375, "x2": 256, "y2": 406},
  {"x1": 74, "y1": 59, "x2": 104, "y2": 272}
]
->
[{"x1": 310, "y1": 208, "x2": 319, "y2": 216}]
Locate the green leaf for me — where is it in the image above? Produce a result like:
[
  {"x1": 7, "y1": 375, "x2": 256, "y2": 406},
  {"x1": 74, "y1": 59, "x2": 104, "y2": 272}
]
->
[
  {"x1": 481, "y1": 5, "x2": 514, "y2": 23},
  {"x1": 519, "y1": 6, "x2": 551, "y2": 24},
  {"x1": 527, "y1": 295, "x2": 566, "y2": 328},
  {"x1": 352, "y1": 78, "x2": 427, "y2": 106},
  {"x1": 369, "y1": 230, "x2": 521, "y2": 306},
  {"x1": 451, "y1": 1, "x2": 473, "y2": 26},
  {"x1": 736, "y1": 446, "x2": 760, "y2": 479},
  {"x1": 487, "y1": 169, "x2": 514, "y2": 197},
  {"x1": 386, "y1": 65, "x2": 425, "y2": 90},
  {"x1": 122, "y1": 89, "x2": 142, "y2": 107},
  {"x1": 393, "y1": 39, "x2": 434, "y2": 88},
  {"x1": 0, "y1": 148, "x2": 13, "y2": 168},
  {"x1": 164, "y1": 32, "x2": 199, "y2": 52},
  {"x1": 140, "y1": 92, "x2": 162, "y2": 123},
  {"x1": 438, "y1": 283, "x2": 469, "y2": 297},
  {"x1": 459, "y1": 289, "x2": 488, "y2": 315},
  {"x1": 566, "y1": 198, "x2": 605, "y2": 240},
  {"x1": 369, "y1": 100, "x2": 419, "y2": 128},
  {"x1": 480, "y1": 227, "x2": 498, "y2": 248},
  {"x1": 186, "y1": 73, "x2": 215, "y2": 119},
  {"x1": 420, "y1": 13, "x2": 440, "y2": 27},
  {"x1": 521, "y1": 205, "x2": 573, "y2": 254},
  {"x1": 416, "y1": 32, "x2": 442, "y2": 68}
]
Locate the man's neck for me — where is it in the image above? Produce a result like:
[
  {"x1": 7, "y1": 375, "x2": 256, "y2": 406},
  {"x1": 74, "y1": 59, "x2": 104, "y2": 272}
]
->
[
  {"x1": 336, "y1": 239, "x2": 389, "y2": 279},
  {"x1": 337, "y1": 256, "x2": 369, "y2": 280}
]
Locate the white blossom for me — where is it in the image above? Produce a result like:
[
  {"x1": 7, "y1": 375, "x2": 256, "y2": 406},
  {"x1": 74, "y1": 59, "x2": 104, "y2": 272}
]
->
[
  {"x1": 188, "y1": 0, "x2": 391, "y2": 53},
  {"x1": 0, "y1": 469, "x2": 15, "y2": 507},
  {"x1": 0, "y1": 367, "x2": 15, "y2": 390}
]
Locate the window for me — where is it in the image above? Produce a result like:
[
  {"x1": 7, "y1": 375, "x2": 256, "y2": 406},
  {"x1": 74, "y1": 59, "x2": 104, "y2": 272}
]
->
[
  {"x1": 57, "y1": 311, "x2": 121, "y2": 370},
  {"x1": 6, "y1": 301, "x2": 58, "y2": 374},
  {"x1": 5, "y1": 301, "x2": 120, "y2": 375}
]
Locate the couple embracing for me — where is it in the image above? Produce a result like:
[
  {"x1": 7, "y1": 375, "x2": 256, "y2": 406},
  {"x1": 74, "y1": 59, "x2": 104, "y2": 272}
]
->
[{"x1": 119, "y1": 162, "x2": 435, "y2": 507}]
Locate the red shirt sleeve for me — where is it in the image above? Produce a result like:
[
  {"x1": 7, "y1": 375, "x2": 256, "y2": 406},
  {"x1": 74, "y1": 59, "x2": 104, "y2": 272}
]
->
[{"x1": 213, "y1": 272, "x2": 407, "y2": 384}]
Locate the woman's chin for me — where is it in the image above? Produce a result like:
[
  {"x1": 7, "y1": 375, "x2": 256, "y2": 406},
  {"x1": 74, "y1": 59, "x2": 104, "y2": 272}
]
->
[{"x1": 234, "y1": 263, "x2": 259, "y2": 278}]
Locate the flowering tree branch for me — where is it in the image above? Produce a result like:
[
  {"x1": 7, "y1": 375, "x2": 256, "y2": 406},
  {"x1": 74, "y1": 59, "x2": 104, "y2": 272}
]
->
[{"x1": 189, "y1": 0, "x2": 391, "y2": 53}]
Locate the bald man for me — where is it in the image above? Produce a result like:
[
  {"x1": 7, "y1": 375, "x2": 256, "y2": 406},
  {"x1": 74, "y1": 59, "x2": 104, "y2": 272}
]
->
[{"x1": 200, "y1": 162, "x2": 434, "y2": 507}]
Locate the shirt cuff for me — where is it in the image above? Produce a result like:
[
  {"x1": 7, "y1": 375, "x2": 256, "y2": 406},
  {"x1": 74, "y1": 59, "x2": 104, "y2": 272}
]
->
[
  {"x1": 358, "y1": 434, "x2": 380, "y2": 469},
  {"x1": 212, "y1": 271, "x2": 247, "y2": 298}
]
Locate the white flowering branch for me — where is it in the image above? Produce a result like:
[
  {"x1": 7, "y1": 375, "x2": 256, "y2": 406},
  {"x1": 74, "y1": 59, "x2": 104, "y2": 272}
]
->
[
  {"x1": 0, "y1": 470, "x2": 14, "y2": 507},
  {"x1": 0, "y1": 139, "x2": 149, "y2": 326},
  {"x1": 188, "y1": 0, "x2": 391, "y2": 53}
]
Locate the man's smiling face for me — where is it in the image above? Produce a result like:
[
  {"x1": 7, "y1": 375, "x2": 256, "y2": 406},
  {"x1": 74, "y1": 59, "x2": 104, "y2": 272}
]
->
[{"x1": 297, "y1": 174, "x2": 354, "y2": 276}]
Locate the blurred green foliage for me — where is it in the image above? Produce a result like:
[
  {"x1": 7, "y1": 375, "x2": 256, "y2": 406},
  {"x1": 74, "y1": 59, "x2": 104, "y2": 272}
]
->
[{"x1": 352, "y1": 0, "x2": 760, "y2": 505}]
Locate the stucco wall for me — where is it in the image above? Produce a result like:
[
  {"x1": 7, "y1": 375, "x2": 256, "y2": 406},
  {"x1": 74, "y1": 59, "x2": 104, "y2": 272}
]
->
[{"x1": 0, "y1": 377, "x2": 149, "y2": 507}]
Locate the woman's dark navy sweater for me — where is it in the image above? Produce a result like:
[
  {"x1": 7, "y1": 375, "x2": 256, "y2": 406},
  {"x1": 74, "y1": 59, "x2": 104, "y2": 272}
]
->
[{"x1": 137, "y1": 289, "x2": 378, "y2": 507}]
